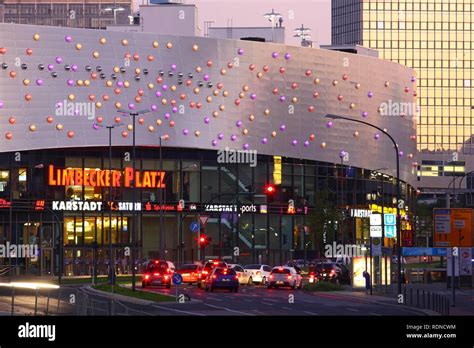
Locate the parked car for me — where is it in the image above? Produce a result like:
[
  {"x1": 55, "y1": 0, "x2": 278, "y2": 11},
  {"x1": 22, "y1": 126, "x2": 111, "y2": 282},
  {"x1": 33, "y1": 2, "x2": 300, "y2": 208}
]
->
[
  {"x1": 243, "y1": 264, "x2": 272, "y2": 285},
  {"x1": 205, "y1": 267, "x2": 239, "y2": 292},
  {"x1": 267, "y1": 266, "x2": 303, "y2": 289},
  {"x1": 141, "y1": 259, "x2": 176, "y2": 289},
  {"x1": 197, "y1": 260, "x2": 228, "y2": 289},
  {"x1": 177, "y1": 263, "x2": 202, "y2": 284},
  {"x1": 315, "y1": 262, "x2": 350, "y2": 284},
  {"x1": 228, "y1": 264, "x2": 253, "y2": 285}
]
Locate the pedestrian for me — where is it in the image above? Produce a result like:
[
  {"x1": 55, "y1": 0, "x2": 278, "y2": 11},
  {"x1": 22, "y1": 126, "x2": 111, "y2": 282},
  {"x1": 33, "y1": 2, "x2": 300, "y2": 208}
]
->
[{"x1": 363, "y1": 271, "x2": 371, "y2": 294}]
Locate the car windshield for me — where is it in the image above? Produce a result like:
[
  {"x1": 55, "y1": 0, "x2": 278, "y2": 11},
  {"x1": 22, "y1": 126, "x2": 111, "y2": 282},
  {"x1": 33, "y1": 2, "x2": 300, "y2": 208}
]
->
[
  {"x1": 271, "y1": 268, "x2": 291, "y2": 274},
  {"x1": 244, "y1": 264, "x2": 261, "y2": 269},
  {"x1": 179, "y1": 264, "x2": 198, "y2": 271},
  {"x1": 215, "y1": 268, "x2": 236, "y2": 275},
  {"x1": 147, "y1": 261, "x2": 168, "y2": 272}
]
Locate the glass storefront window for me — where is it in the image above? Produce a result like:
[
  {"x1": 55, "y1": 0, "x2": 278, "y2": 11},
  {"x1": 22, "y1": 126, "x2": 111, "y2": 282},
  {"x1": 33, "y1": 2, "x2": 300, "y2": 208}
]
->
[{"x1": 84, "y1": 217, "x2": 95, "y2": 244}]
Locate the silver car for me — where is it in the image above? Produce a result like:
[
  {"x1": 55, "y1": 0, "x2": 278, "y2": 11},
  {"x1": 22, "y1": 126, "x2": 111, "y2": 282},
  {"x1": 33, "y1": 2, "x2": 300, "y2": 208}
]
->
[{"x1": 267, "y1": 266, "x2": 303, "y2": 289}]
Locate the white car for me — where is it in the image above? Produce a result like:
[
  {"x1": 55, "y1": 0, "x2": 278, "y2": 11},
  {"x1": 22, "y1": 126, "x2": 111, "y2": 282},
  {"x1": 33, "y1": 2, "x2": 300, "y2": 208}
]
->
[
  {"x1": 228, "y1": 264, "x2": 253, "y2": 285},
  {"x1": 267, "y1": 266, "x2": 303, "y2": 289},
  {"x1": 243, "y1": 264, "x2": 272, "y2": 285}
]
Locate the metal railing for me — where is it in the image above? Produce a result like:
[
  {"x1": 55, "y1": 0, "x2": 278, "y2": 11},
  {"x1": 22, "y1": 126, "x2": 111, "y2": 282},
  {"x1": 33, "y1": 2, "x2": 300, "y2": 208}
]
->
[{"x1": 402, "y1": 286, "x2": 450, "y2": 315}]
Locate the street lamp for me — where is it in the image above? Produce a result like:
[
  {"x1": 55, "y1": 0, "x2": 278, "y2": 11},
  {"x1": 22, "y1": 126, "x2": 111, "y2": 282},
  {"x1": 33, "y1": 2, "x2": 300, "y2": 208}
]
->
[
  {"x1": 94, "y1": 122, "x2": 125, "y2": 285},
  {"x1": 263, "y1": 8, "x2": 282, "y2": 43},
  {"x1": 117, "y1": 108, "x2": 150, "y2": 291},
  {"x1": 293, "y1": 24, "x2": 312, "y2": 47},
  {"x1": 157, "y1": 134, "x2": 169, "y2": 260},
  {"x1": 104, "y1": 2, "x2": 125, "y2": 26},
  {"x1": 325, "y1": 113, "x2": 404, "y2": 296}
]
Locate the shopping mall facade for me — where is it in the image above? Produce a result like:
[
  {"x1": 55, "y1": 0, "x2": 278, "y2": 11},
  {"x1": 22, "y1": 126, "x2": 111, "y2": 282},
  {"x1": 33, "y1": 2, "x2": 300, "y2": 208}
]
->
[{"x1": 0, "y1": 24, "x2": 418, "y2": 276}]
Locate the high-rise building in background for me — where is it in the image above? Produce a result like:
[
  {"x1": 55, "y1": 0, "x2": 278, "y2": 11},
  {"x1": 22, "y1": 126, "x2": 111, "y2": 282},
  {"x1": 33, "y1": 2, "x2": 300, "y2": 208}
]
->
[
  {"x1": 0, "y1": 0, "x2": 132, "y2": 29},
  {"x1": 332, "y1": 0, "x2": 474, "y2": 209}
]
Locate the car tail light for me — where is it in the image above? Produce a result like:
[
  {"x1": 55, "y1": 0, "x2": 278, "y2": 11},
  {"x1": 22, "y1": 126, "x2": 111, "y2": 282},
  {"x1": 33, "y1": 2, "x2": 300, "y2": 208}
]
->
[
  {"x1": 164, "y1": 275, "x2": 169, "y2": 280},
  {"x1": 330, "y1": 269, "x2": 336, "y2": 275},
  {"x1": 256, "y1": 271, "x2": 261, "y2": 275},
  {"x1": 234, "y1": 276, "x2": 238, "y2": 280},
  {"x1": 288, "y1": 275, "x2": 292, "y2": 280},
  {"x1": 145, "y1": 274, "x2": 150, "y2": 280},
  {"x1": 269, "y1": 275, "x2": 273, "y2": 279},
  {"x1": 212, "y1": 275, "x2": 217, "y2": 279},
  {"x1": 309, "y1": 274, "x2": 315, "y2": 279},
  {"x1": 153, "y1": 273, "x2": 160, "y2": 276},
  {"x1": 213, "y1": 261, "x2": 218, "y2": 265},
  {"x1": 203, "y1": 270, "x2": 208, "y2": 275}
]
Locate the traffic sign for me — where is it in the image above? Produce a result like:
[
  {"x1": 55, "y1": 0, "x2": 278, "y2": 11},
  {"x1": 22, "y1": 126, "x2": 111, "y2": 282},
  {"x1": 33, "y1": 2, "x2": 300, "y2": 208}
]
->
[
  {"x1": 199, "y1": 215, "x2": 209, "y2": 227},
  {"x1": 370, "y1": 226, "x2": 382, "y2": 237},
  {"x1": 172, "y1": 273, "x2": 183, "y2": 285},
  {"x1": 372, "y1": 237, "x2": 382, "y2": 256},
  {"x1": 370, "y1": 214, "x2": 382, "y2": 226},
  {"x1": 384, "y1": 213, "x2": 396, "y2": 226},
  {"x1": 189, "y1": 221, "x2": 199, "y2": 233}
]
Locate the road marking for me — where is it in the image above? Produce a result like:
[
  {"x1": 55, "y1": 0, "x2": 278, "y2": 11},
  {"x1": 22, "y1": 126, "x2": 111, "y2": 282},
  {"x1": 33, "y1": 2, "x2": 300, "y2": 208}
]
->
[
  {"x1": 370, "y1": 312, "x2": 382, "y2": 316},
  {"x1": 152, "y1": 305, "x2": 206, "y2": 316},
  {"x1": 207, "y1": 298, "x2": 223, "y2": 302},
  {"x1": 282, "y1": 307, "x2": 292, "y2": 310},
  {"x1": 261, "y1": 302, "x2": 273, "y2": 306},
  {"x1": 243, "y1": 299, "x2": 253, "y2": 302},
  {"x1": 303, "y1": 311, "x2": 319, "y2": 316},
  {"x1": 262, "y1": 298, "x2": 279, "y2": 303},
  {"x1": 345, "y1": 308, "x2": 359, "y2": 312},
  {"x1": 203, "y1": 303, "x2": 255, "y2": 316}
]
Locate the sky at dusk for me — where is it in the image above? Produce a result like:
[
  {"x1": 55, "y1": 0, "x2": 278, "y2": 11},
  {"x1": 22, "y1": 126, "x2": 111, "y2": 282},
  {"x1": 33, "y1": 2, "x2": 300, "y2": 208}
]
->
[{"x1": 135, "y1": 0, "x2": 332, "y2": 46}]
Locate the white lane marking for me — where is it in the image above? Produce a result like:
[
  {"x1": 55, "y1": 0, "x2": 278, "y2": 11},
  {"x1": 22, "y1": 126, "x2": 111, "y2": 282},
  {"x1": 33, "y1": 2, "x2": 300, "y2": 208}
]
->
[
  {"x1": 207, "y1": 298, "x2": 223, "y2": 302},
  {"x1": 261, "y1": 302, "x2": 273, "y2": 306},
  {"x1": 304, "y1": 311, "x2": 319, "y2": 316},
  {"x1": 345, "y1": 308, "x2": 359, "y2": 312},
  {"x1": 282, "y1": 307, "x2": 292, "y2": 310},
  {"x1": 203, "y1": 303, "x2": 255, "y2": 316},
  {"x1": 152, "y1": 305, "x2": 206, "y2": 316},
  {"x1": 243, "y1": 299, "x2": 253, "y2": 302},
  {"x1": 370, "y1": 312, "x2": 382, "y2": 316},
  {"x1": 262, "y1": 298, "x2": 280, "y2": 303}
]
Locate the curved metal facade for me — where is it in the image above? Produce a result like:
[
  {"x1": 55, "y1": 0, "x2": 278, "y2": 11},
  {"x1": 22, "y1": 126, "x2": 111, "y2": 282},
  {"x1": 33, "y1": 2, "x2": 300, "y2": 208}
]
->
[{"x1": 0, "y1": 24, "x2": 417, "y2": 186}]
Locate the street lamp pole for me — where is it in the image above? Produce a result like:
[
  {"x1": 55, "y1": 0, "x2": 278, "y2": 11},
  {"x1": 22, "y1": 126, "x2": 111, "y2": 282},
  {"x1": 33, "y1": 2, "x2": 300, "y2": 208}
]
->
[
  {"x1": 325, "y1": 114, "x2": 403, "y2": 296},
  {"x1": 117, "y1": 108, "x2": 150, "y2": 291}
]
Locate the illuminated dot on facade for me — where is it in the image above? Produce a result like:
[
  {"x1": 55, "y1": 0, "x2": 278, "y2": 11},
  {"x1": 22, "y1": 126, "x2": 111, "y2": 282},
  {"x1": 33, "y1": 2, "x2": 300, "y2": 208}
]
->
[
  {"x1": 33, "y1": 33, "x2": 40, "y2": 41},
  {"x1": 122, "y1": 39, "x2": 128, "y2": 46}
]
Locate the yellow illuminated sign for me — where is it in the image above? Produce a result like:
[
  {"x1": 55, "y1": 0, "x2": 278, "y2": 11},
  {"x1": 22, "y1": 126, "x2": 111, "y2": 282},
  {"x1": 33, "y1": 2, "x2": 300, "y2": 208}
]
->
[{"x1": 273, "y1": 156, "x2": 282, "y2": 185}]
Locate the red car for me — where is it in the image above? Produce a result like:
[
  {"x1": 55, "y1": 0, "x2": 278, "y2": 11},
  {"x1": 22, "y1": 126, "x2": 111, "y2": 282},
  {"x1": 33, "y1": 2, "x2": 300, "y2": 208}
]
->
[
  {"x1": 177, "y1": 264, "x2": 202, "y2": 284},
  {"x1": 142, "y1": 260, "x2": 175, "y2": 289}
]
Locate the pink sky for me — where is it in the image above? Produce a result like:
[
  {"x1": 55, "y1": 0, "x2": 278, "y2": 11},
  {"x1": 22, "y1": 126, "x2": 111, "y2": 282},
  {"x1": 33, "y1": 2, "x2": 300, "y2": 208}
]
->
[{"x1": 190, "y1": 0, "x2": 332, "y2": 46}]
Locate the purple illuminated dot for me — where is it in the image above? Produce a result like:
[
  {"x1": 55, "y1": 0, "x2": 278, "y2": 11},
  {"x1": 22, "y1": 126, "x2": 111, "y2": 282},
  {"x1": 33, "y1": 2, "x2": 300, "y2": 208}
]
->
[
  {"x1": 280, "y1": 124, "x2": 286, "y2": 131},
  {"x1": 67, "y1": 79, "x2": 74, "y2": 86},
  {"x1": 172, "y1": 106, "x2": 178, "y2": 113},
  {"x1": 212, "y1": 140, "x2": 218, "y2": 146},
  {"x1": 237, "y1": 48, "x2": 244, "y2": 55},
  {"x1": 399, "y1": 151, "x2": 404, "y2": 157},
  {"x1": 218, "y1": 133, "x2": 224, "y2": 140},
  {"x1": 117, "y1": 81, "x2": 124, "y2": 87},
  {"x1": 280, "y1": 95, "x2": 286, "y2": 102},
  {"x1": 230, "y1": 134, "x2": 237, "y2": 141},
  {"x1": 171, "y1": 64, "x2": 177, "y2": 71},
  {"x1": 0, "y1": 101, "x2": 4, "y2": 109},
  {"x1": 272, "y1": 52, "x2": 278, "y2": 59},
  {"x1": 151, "y1": 104, "x2": 157, "y2": 112},
  {"x1": 261, "y1": 137, "x2": 268, "y2": 144},
  {"x1": 55, "y1": 57, "x2": 62, "y2": 64},
  {"x1": 71, "y1": 64, "x2": 78, "y2": 72},
  {"x1": 74, "y1": 109, "x2": 80, "y2": 116},
  {"x1": 362, "y1": 111, "x2": 368, "y2": 118},
  {"x1": 47, "y1": 64, "x2": 54, "y2": 71},
  {"x1": 155, "y1": 91, "x2": 162, "y2": 98},
  {"x1": 36, "y1": 79, "x2": 43, "y2": 86},
  {"x1": 304, "y1": 141, "x2": 310, "y2": 147},
  {"x1": 243, "y1": 143, "x2": 249, "y2": 150},
  {"x1": 56, "y1": 102, "x2": 62, "y2": 108},
  {"x1": 411, "y1": 76, "x2": 416, "y2": 82},
  {"x1": 204, "y1": 117, "x2": 210, "y2": 124},
  {"x1": 65, "y1": 35, "x2": 72, "y2": 43},
  {"x1": 183, "y1": 129, "x2": 189, "y2": 135},
  {"x1": 128, "y1": 103, "x2": 135, "y2": 110},
  {"x1": 203, "y1": 74, "x2": 210, "y2": 81},
  {"x1": 285, "y1": 53, "x2": 291, "y2": 60},
  {"x1": 292, "y1": 139, "x2": 298, "y2": 146},
  {"x1": 162, "y1": 85, "x2": 168, "y2": 91},
  {"x1": 374, "y1": 133, "x2": 380, "y2": 140},
  {"x1": 339, "y1": 150, "x2": 347, "y2": 158},
  {"x1": 250, "y1": 93, "x2": 256, "y2": 100},
  {"x1": 368, "y1": 92, "x2": 374, "y2": 98},
  {"x1": 164, "y1": 113, "x2": 170, "y2": 120},
  {"x1": 236, "y1": 120, "x2": 242, "y2": 128},
  {"x1": 93, "y1": 123, "x2": 100, "y2": 130},
  {"x1": 326, "y1": 121, "x2": 333, "y2": 128}
]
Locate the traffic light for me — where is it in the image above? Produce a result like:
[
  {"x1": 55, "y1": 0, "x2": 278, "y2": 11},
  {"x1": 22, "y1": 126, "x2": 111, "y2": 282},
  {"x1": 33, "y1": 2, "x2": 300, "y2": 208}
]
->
[
  {"x1": 199, "y1": 235, "x2": 211, "y2": 247},
  {"x1": 264, "y1": 184, "x2": 276, "y2": 203}
]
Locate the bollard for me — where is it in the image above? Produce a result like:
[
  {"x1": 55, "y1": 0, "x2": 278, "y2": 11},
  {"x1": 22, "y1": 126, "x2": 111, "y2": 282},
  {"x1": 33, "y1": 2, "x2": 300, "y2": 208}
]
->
[
  {"x1": 11, "y1": 286, "x2": 15, "y2": 316},
  {"x1": 422, "y1": 290, "x2": 425, "y2": 309},
  {"x1": 416, "y1": 289, "x2": 419, "y2": 307},
  {"x1": 34, "y1": 288, "x2": 39, "y2": 315},
  {"x1": 410, "y1": 288, "x2": 413, "y2": 306}
]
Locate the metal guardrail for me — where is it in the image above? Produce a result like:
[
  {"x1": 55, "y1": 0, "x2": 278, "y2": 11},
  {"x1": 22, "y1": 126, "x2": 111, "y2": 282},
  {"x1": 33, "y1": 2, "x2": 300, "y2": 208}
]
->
[{"x1": 402, "y1": 286, "x2": 450, "y2": 315}]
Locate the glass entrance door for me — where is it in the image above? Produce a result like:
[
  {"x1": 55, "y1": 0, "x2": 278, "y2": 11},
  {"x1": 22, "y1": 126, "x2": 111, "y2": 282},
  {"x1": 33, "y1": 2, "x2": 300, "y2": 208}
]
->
[{"x1": 41, "y1": 248, "x2": 53, "y2": 276}]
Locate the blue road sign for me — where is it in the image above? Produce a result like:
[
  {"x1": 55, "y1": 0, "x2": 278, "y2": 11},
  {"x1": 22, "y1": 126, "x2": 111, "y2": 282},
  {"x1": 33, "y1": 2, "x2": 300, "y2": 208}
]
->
[
  {"x1": 384, "y1": 213, "x2": 396, "y2": 226},
  {"x1": 402, "y1": 247, "x2": 448, "y2": 257},
  {"x1": 189, "y1": 221, "x2": 199, "y2": 233},
  {"x1": 384, "y1": 225, "x2": 396, "y2": 238},
  {"x1": 172, "y1": 273, "x2": 183, "y2": 285}
]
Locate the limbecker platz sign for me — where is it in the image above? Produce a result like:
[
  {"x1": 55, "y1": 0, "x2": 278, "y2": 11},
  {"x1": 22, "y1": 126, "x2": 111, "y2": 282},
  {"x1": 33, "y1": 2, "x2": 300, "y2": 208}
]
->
[{"x1": 48, "y1": 165, "x2": 166, "y2": 189}]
